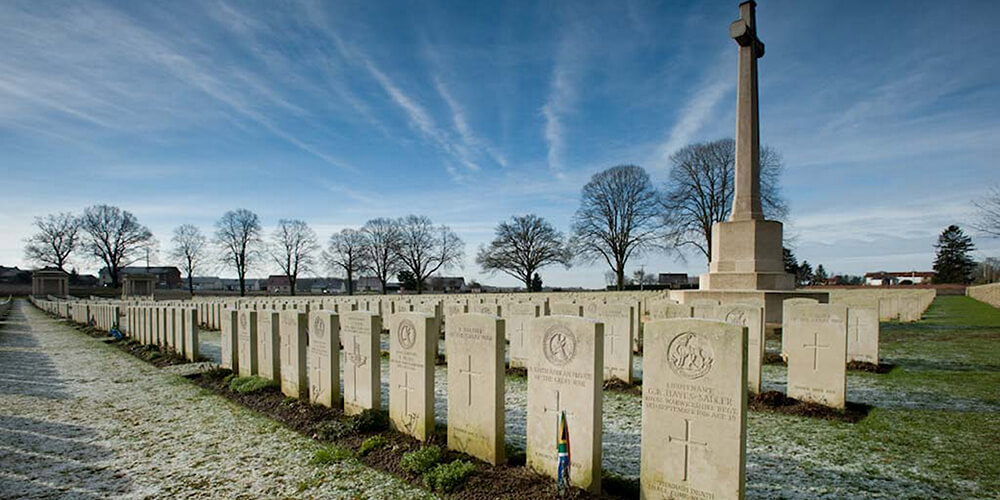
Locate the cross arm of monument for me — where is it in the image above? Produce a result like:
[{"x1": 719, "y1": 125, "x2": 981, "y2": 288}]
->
[{"x1": 729, "y1": 3, "x2": 765, "y2": 58}]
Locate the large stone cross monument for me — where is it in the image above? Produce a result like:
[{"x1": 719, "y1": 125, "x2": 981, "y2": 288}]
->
[
  {"x1": 678, "y1": 1, "x2": 826, "y2": 327},
  {"x1": 699, "y1": 0, "x2": 793, "y2": 293}
]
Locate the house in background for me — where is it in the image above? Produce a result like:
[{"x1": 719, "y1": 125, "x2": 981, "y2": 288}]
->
[
  {"x1": 191, "y1": 276, "x2": 224, "y2": 291},
  {"x1": 864, "y1": 271, "x2": 935, "y2": 286},
  {"x1": 426, "y1": 276, "x2": 467, "y2": 293},
  {"x1": 99, "y1": 266, "x2": 182, "y2": 289}
]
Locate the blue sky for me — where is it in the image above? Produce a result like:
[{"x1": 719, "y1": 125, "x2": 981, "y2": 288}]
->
[{"x1": 1, "y1": 0, "x2": 998, "y2": 288}]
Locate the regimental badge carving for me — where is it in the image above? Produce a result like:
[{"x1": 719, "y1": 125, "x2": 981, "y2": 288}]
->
[
  {"x1": 313, "y1": 316, "x2": 326, "y2": 340},
  {"x1": 239, "y1": 313, "x2": 247, "y2": 328},
  {"x1": 668, "y1": 331, "x2": 715, "y2": 379},
  {"x1": 397, "y1": 319, "x2": 417, "y2": 349},
  {"x1": 543, "y1": 324, "x2": 577, "y2": 366},
  {"x1": 725, "y1": 309, "x2": 748, "y2": 327}
]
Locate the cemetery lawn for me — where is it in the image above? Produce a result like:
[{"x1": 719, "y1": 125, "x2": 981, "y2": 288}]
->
[{"x1": 749, "y1": 296, "x2": 999, "y2": 499}]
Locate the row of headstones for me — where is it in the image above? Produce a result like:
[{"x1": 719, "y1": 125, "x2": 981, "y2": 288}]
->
[
  {"x1": 28, "y1": 298, "x2": 201, "y2": 362},
  {"x1": 782, "y1": 298, "x2": 880, "y2": 409},
  {"x1": 826, "y1": 289, "x2": 935, "y2": 322},
  {"x1": 967, "y1": 282, "x2": 1000, "y2": 308},
  {"x1": 219, "y1": 305, "x2": 748, "y2": 498},
  {"x1": 122, "y1": 305, "x2": 201, "y2": 362}
]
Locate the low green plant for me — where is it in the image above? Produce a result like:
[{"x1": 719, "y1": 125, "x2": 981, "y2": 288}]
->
[
  {"x1": 228, "y1": 376, "x2": 278, "y2": 394},
  {"x1": 401, "y1": 445, "x2": 444, "y2": 474},
  {"x1": 310, "y1": 444, "x2": 353, "y2": 465},
  {"x1": 423, "y1": 459, "x2": 476, "y2": 493},
  {"x1": 315, "y1": 420, "x2": 353, "y2": 441},
  {"x1": 351, "y1": 409, "x2": 389, "y2": 432},
  {"x1": 358, "y1": 435, "x2": 389, "y2": 456}
]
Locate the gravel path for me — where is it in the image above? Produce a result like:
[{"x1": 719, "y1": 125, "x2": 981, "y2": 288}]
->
[{"x1": 0, "y1": 301, "x2": 433, "y2": 500}]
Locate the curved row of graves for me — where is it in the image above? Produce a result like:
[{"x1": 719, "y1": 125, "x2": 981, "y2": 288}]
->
[{"x1": 28, "y1": 288, "x2": 933, "y2": 499}]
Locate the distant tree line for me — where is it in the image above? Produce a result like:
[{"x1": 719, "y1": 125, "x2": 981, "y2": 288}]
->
[{"x1": 40, "y1": 138, "x2": 1000, "y2": 292}]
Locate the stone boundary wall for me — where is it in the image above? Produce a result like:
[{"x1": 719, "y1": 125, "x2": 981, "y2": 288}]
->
[{"x1": 967, "y1": 283, "x2": 1000, "y2": 308}]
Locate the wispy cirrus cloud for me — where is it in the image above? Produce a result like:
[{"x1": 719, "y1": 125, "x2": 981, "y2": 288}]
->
[
  {"x1": 655, "y1": 50, "x2": 734, "y2": 163},
  {"x1": 541, "y1": 36, "x2": 582, "y2": 176}
]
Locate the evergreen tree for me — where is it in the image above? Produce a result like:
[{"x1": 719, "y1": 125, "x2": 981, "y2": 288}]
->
[
  {"x1": 933, "y1": 225, "x2": 977, "y2": 284},
  {"x1": 397, "y1": 270, "x2": 419, "y2": 291},
  {"x1": 530, "y1": 273, "x2": 543, "y2": 292},
  {"x1": 814, "y1": 264, "x2": 829, "y2": 284},
  {"x1": 796, "y1": 260, "x2": 814, "y2": 286},
  {"x1": 783, "y1": 247, "x2": 798, "y2": 275}
]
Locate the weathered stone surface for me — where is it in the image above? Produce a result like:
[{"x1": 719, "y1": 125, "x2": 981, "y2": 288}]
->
[
  {"x1": 649, "y1": 303, "x2": 693, "y2": 320},
  {"x1": 549, "y1": 302, "x2": 583, "y2": 317},
  {"x1": 341, "y1": 311, "x2": 382, "y2": 416},
  {"x1": 506, "y1": 303, "x2": 540, "y2": 369},
  {"x1": 257, "y1": 311, "x2": 281, "y2": 382},
  {"x1": 781, "y1": 298, "x2": 819, "y2": 354},
  {"x1": 785, "y1": 303, "x2": 848, "y2": 408},
  {"x1": 847, "y1": 307, "x2": 879, "y2": 364},
  {"x1": 183, "y1": 307, "x2": 199, "y2": 362},
  {"x1": 237, "y1": 310, "x2": 258, "y2": 376},
  {"x1": 446, "y1": 313, "x2": 505, "y2": 464},
  {"x1": 526, "y1": 316, "x2": 603, "y2": 493},
  {"x1": 389, "y1": 312, "x2": 438, "y2": 441},
  {"x1": 308, "y1": 310, "x2": 340, "y2": 408},
  {"x1": 221, "y1": 309, "x2": 239, "y2": 372},
  {"x1": 690, "y1": 299, "x2": 721, "y2": 319},
  {"x1": 278, "y1": 311, "x2": 308, "y2": 400},
  {"x1": 707, "y1": 304, "x2": 764, "y2": 394},
  {"x1": 641, "y1": 318, "x2": 747, "y2": 500},
  {"x1": 591, "y1": 304, "x2": 633, "y2": 383}
]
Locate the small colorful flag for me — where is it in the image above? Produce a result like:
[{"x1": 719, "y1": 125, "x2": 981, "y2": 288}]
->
[{"x1": 556, "y1": 410, "x2": 571, "y2": 494}]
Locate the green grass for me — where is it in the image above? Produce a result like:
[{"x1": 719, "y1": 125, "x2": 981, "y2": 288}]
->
[
  {"x1": 918, "y1": 295, "x2": 1000, "y2": 328},
  {"x1": 874, "y1": 296, "x2": 1000, "y2": 405},
  {"x1": 400, "y1": 445, "x2": 444, "y2": 475},
  {"x1": 358, "y1": 435, "x2": 389, "y2": 457},
  {"x1": 310, "y1": 444, "x2": 353, "y2": 465},
  {"x1": 228, "y1": 375, "x2": 278, "y2": 394},
  {"x1": 423, "y1": 459, "x2": 476, "y2": 493}
]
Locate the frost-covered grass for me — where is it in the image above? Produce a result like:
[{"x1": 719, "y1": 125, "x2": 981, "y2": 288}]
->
[
  {"x1": 138, "y1": 298, "x2": 1000, "y2": 498},
  {"x1": 744, "y1": 295, "x2": 1000, "y2": 499}
]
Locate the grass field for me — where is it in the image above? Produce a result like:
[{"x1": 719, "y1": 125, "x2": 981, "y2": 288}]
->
[{"x1": 749, "y1": 295, "x2": 1000, "y2": 499}]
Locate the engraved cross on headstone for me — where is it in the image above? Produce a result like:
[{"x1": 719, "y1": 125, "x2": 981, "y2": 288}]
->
[
  {"x1": 851, "y1": 314, "x2": 862, "y2": 343},
  {"x1": 729, "y1": 0, "x2": 766, "y2": 221},
  {"x1": 803, "y1": 331, "x2": 830, "y2": 371},
  {"x1": 668, "y1": 419, "x2": 708, "y2": 482},
  {"x1": 543, "y1": 390, "x2": 576, "y2": 424},
  {"x1": 458, "y1": 354, "x2": 482, "y2": 406},
  {"x1": 397, "y1": 371, "x2": 415, "y2": 414},
  {"x1": 606, "y1": 323, "x2": 618, "y2": 355},
  {"x1": 347, "y1": 336, "x2": 368, "y2": 400}
]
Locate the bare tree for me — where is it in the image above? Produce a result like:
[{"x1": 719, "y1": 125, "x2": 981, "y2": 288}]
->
[
  {"x1": 24, "y1": 212, "x2": 80, "y2": 272},
  {"x1": 325, "y1": 229, "x2": 368, "y2": 295},
  {"x1": 361, "y1": 218, "x2": 403, "y2": 295},
  {"x1": 972, "y1": 185, "x2": 1000, "y2": 238},
  {"x1": 270, "y1": 219, "x2": 318, "y2": 297},
  {"x1": 79, "y1": 205, "x2": 154, "y2": 286},
  {"x1": 661, "y1": 138, "x2": 788, "y2": 262},
  {"x1": 215, "y1": 209, "x2": 262, "y2": 297},
  {"x1": 571, "y1": 165, "x2": 661, "y2": 291},
  {"x1": 476, "y1": 214, "x2": 571, "y2": 290},
  {"x1": 395, "y1": 215, "x2": 464, "y2": 294},
  {"x1": 169, "y1": 224, "x2": 207, "y2": 295},
  {"x1": 632, "y1": 267, "x2": 657, "y2": 290}
]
